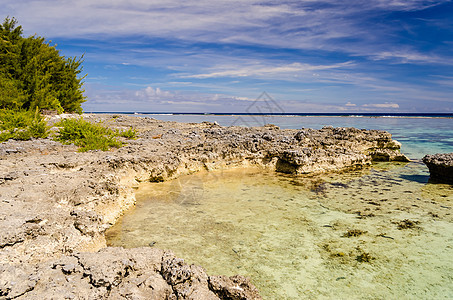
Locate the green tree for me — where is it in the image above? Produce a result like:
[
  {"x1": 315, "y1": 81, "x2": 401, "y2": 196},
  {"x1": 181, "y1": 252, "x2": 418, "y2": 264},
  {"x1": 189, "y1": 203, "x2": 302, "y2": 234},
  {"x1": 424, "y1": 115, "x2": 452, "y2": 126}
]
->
[{"x1": 0, "y1": 17, "x2": 86, "y2": 113}]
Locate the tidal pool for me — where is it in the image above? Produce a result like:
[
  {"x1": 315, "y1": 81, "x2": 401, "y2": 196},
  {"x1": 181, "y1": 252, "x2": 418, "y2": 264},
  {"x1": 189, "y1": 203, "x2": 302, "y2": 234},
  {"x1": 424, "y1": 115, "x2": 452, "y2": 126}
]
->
[{"x1": 106, "y1": 163, "x2": 453, "y2": 299}]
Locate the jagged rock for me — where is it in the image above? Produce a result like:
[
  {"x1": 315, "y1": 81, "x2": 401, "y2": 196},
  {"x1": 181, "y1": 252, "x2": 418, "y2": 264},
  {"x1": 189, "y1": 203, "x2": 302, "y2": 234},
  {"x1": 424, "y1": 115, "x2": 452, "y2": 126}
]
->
[
  {"x1": 369, "y1": 149, "x2": 410, "y2": 162},
  {"x1": 0, "y1": 114, "x2": 410, "y2": 299},
  {"x1": 71, "y1": 210, "x2": 104, "y2": 237},
  {"x1": 423, "y1": 153, "x2": 453, "y2": 183},
  {"x1": 209, "y1": 275, "x2": 262, "y2": 300},
  {"x1": 0, "y1": 247, "x2": 260, "y2": 299}
]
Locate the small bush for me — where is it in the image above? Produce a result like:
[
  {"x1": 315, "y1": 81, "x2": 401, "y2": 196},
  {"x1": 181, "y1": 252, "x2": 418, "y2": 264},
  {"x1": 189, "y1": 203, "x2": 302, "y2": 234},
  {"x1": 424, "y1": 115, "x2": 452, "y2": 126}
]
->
[
  {"x1": 0, "y1": 108, "x2": 49, "y2": 142},
  {"x1": 117, "y1": 127, "x2": 137, "y2": 139},
  {"x1": 54, "y1": 118, "x2": 135, "y2": 152}
]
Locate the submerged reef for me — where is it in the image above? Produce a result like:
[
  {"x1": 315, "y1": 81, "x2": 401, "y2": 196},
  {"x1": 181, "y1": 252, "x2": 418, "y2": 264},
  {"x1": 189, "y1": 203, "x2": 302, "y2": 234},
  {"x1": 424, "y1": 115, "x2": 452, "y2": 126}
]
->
[{"x1": 0, "y1": 114, "x2": 408, "y2": 299}]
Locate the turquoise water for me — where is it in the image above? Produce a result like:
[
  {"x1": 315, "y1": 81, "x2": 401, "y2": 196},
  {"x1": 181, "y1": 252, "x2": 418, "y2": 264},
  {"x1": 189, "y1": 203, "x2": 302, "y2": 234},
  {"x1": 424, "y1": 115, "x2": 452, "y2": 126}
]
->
[{"x1": 106, "y1": 115, "x2": 453, "y2": 299}]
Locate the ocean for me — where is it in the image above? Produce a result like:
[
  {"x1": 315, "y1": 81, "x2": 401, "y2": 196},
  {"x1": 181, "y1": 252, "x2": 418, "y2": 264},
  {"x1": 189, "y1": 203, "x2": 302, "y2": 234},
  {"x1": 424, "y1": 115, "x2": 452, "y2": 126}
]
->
[{"x1": 106, "y1": 115, "x2": 453, "y2": 299}]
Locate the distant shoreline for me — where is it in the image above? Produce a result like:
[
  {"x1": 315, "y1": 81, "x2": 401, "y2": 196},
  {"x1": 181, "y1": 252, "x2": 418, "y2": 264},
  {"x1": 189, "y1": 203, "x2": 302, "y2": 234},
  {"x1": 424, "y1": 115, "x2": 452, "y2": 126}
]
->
[{"x1": 85, "y1": 112, "x2": 453, "y2": 119}]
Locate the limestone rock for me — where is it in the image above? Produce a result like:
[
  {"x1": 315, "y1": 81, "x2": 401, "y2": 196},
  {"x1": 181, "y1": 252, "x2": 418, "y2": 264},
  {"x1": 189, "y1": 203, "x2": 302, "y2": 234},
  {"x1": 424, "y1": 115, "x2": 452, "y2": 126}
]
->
[
  {"x1": 209, "y1": 275, "x2": 262, "y2": 300},
  {"x1": 369, "y1": 148, "x2": 410, "y2": 162},
  {"x1": 0, "y1": 247, "x2": 262, "y2": 299},
  {"x1": 423, "y1": 153, "x2": 453, "y2": 183}
]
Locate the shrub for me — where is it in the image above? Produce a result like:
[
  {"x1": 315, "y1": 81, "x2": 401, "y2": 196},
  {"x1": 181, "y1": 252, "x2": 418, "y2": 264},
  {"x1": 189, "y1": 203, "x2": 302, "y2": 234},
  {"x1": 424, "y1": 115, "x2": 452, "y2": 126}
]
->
[
  {"x1": 0, "y1": 108, "x2": 49, "y2": 142},
  {"x1": 54, "y1": 118, "x2": 136, "y2": 152},
  {"x1": 0, "y1": 17, "x2": 86, "y2": 113},
  {"x1": 117, "y1": 127, "x2": 137, "y2": 139}
]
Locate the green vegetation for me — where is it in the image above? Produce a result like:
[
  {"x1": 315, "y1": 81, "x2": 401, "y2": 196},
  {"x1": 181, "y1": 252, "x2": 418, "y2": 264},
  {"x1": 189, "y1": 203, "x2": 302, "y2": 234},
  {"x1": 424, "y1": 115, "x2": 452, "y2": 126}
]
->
[
  {"x1": 54, "y1": 118, "x2": 136, "y2": 152},
  {"x1": 118, "y1": 127, "x2": 137, "y2": 139},
  {"x1": 0, "y1": 17, "x2": 137, "y2": 151},
  {"x1": 0, "y1": 108, "x2": 49, "y2": 142},
  {"x1": 0, "y1": 17, "x2": 86, "y2": 113}
]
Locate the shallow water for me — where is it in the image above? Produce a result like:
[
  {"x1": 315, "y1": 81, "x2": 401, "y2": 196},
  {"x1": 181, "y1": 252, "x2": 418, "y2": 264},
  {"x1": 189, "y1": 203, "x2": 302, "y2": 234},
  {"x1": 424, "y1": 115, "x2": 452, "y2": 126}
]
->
[
  {"x1": 106, "y1": 163, "x2": 453, "y2": 299},
  {"x1": 106, "y1": 115, "x2": 453, "y2": 298}
]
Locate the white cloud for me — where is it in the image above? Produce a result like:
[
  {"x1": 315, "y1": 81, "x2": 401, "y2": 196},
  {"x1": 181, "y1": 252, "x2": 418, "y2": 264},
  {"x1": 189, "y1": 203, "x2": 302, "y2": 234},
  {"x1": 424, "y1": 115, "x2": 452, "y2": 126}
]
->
[
  {"x1": 371, "y1": 50, "x2": 447, "y2": 64},
  {"x1": 373, "y1": 0, "x2": 445, "y2": 11},
  {"x1": 429, "y1": 75, "x2": 453, "y2": 88},
  {"x1": 181, "y1": 61, "x2": 355, "y2": 79},
  {"x1": 136, "y1": 87, "x2": 173, "y2": 99},
  {"x1": 345, "y1": 102, "x2": 357, "y2": 107},
  {"x1": 84, "y1": 85, "x2": 258, "y2": 111},
  {"x1": 362, "y1": 102, "x2": 400, "y2": 108}
]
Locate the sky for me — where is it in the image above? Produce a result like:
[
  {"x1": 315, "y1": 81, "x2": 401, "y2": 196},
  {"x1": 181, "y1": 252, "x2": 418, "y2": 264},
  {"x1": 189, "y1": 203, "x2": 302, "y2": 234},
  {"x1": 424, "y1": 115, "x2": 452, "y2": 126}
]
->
[{"x1": 2, "y1": 0, "x2": 453, "y2": 113}]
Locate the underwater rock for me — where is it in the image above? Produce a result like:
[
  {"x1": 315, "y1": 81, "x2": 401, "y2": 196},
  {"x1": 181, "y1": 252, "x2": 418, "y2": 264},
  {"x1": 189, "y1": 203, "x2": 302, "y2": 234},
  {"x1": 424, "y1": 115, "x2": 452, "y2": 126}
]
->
[{"x1": 423, "y1": 153, "x2": 453, "y2": 184}]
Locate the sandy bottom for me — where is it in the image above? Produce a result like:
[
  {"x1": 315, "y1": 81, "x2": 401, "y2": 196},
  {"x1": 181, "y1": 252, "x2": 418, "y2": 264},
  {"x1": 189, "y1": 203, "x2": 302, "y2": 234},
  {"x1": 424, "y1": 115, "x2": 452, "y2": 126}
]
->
[{"x1": 106, "y1": 162, "x2": 453, "y2": 299}]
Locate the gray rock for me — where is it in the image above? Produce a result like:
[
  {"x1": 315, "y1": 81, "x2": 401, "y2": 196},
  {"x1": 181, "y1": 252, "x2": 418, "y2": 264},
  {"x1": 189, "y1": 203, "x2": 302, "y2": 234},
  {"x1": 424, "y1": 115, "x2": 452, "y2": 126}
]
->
[
  {"x1": 423, "y1": 153, "x2": 453, "y2": 183},
  {"x1": 0, "y1": 247, "x2": 261, "y2": 299}
]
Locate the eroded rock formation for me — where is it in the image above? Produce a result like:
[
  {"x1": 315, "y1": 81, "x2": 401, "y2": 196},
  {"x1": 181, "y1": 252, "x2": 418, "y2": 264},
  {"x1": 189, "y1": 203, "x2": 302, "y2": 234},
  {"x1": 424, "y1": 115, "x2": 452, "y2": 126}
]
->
[
  {"x1": 0, "y1": 114, "x2": 408, "y2": 299},
  {"x1": 423, "y1": 153, "x2": 453, "y2": 184},
  {"x1": 0, "y1": 247, "x2": 261, "y2": 299}
]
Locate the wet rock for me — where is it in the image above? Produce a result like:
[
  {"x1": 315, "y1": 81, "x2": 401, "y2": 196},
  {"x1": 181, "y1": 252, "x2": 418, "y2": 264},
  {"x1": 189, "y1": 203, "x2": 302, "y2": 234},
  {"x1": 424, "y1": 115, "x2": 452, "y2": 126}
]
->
[
  {"x1": 423, "y1": 153, "x2": 453, "y2": 184},
  {"x1": 369, "y1": 149, "x2": 410, "y2": 162}
]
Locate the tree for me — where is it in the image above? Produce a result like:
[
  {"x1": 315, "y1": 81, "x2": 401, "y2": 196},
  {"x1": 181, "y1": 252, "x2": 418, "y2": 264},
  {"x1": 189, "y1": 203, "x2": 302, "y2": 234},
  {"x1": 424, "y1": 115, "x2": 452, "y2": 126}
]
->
[{"x1": 0, "y1": 17, "x2": 86, "y2": 113}]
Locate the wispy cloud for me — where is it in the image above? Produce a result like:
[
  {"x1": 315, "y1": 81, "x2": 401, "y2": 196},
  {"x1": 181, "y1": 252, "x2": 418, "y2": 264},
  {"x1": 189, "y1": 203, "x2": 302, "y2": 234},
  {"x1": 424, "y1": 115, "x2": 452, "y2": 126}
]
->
[
  {"x1": 181, "y1": 61, "x2": 355, "y2": 79},
  {"x1": 370, "y1": 50, "x2": 448, "y2": 64},
  {"x1": 428, "y1": 75, "x2": 453, "y2": 88},
  {"x1": 4, "y1": 0, "x2": 451, "y2": 61},
  {"x1": 84, "y1": 84, "x2": 259, "y2": 111},
  {"x1": 362, "y1": 102, "x2": 400, "y2": 109},
  {"x1": 3, "y1": 0, "x2": 452, "y2": 112}
]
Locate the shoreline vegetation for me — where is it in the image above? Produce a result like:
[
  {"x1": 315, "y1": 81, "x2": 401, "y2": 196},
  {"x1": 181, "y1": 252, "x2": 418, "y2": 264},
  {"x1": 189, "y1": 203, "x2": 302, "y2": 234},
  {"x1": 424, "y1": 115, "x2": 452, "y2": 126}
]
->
[{"x1": 0, "y1": 113, "x2": 412, "y2": 299}]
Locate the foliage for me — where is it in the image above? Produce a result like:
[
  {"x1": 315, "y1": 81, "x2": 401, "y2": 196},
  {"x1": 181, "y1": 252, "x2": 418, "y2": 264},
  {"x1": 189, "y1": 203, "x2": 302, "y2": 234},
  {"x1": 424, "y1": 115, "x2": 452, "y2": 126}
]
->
[
  {"x1": 117, "y1": 127, "x2": 137, "y2": 139},
  {"x1": 54, "y1": 118, "x2": 136, "y2": 152},
  {"x1": 0, "y1": 108, "x2": 49, "y2": 142},
  {"x1": 0, "y1": 17, "x2": 86, "y2": 113}
]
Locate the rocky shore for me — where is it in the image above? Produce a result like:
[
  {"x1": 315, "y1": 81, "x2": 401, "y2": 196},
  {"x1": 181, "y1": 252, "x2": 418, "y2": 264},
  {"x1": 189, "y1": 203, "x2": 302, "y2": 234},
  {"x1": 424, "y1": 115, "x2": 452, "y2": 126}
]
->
[{"x1": 0, "y1": 114, "x2": 409, "y2": 299}]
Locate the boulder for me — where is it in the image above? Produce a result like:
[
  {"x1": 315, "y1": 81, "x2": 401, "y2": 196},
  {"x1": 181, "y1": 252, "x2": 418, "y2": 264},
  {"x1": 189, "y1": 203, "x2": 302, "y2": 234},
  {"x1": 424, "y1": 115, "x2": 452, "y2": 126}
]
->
[{"x1": 422, "y1": 153, "x2": 453, "y2": 184}]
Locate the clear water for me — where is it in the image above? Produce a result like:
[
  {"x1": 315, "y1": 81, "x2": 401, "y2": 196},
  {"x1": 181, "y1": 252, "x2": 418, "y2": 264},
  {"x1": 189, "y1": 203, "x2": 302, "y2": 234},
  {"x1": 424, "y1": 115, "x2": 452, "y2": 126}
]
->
[{"x1": 106, "y1": 116, "x2": 453, "y2": 299}]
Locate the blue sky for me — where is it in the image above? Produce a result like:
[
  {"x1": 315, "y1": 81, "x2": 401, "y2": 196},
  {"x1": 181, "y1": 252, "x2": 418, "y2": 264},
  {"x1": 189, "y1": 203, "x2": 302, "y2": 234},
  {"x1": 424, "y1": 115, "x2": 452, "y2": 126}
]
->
[{"x1": 2, "y1": 0, "x2": 453, "y2": 113}]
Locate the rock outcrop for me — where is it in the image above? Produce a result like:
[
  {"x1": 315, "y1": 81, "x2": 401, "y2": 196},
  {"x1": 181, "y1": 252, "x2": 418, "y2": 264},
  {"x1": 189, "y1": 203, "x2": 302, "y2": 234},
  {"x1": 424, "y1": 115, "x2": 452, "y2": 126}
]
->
[
  {"x1": 0, "y1": 247, "x2": 261, "y2": 299},
  {"x1": 423, "y1": 153, "x2": 453, "y2": 184},
  {"x1": 0, "y1": 114, "x2": 409, "y2": 299}
]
